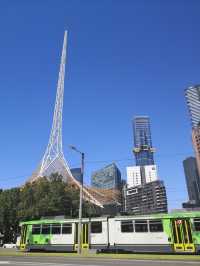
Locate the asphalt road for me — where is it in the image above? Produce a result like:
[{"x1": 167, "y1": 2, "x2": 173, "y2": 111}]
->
[{"x1": 0, "y1": 256, "x2": 200, "y2": 266}]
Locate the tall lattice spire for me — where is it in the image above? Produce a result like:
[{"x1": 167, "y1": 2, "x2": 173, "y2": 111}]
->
[
  {"x1": 28, "y1": 31, "x2": 104, "y2": 208},
  {"x1": 30, "y1": 31, "x2": 72, "y2": 182},
  {"x1": 38, "y1": 31, "x2": 70, "y2": 180}
]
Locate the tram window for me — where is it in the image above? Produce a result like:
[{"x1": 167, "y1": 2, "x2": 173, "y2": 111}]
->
[
  {"x1": 41, "y1": 224, "x2": 51, "y2": 235},
  {"x1": 149, "y1": 220, "x2": 163, "y2": 232},
  {"x1": 135, "y1": 220, "x2": 148, "y2": 232},
  {"x1": 62, "y1": 223, "x2": 72, "y2": 234},
  {"x1": 194, "y1": 219, "x2": 200, "y2": 231},
  {"x1": 91, "y1": 222, "x2": 102, "y2": 233},
  {"x1": 121, "y1": 220, "x2": 134, "y2": 233},
  {"x1": 52, "y1": 224, "x2": 61, "y2": 234},
  {"x1": 32, "y1": 225, "x2": 41, "y2": 235}
]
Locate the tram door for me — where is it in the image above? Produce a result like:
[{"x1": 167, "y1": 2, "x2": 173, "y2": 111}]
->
[
  {"x1": 74, "y1": 223, "x2": 89, "y2": 250},
  {"x1": 171, "y1": 219, "x2": 195, "y2": 253},
  {"x1": 20, "y1": 225, "x2": 28, "y2": 250}
]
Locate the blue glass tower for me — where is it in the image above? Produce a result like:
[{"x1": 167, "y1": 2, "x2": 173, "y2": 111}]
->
[
  {"x1": 70, "y1": 168, "x2": 82, "y2": 183},
  {"x1": 91, "y1": 163, "x2": 122, "y2": 189},
  {"x1": 133, "y1": 116, "x2": 155, "y2": 166},
  {"x1": 185, "y1": 85, "x2": 200, "y2": 129}
]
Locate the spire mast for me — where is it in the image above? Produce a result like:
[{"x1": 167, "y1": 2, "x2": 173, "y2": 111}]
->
[{"x1": 29, "y1": 31, "x2": 104, "y2": 207}]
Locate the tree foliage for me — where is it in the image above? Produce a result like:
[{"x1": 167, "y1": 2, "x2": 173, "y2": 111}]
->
[
  {"x1": 0, "y1": 188, "x2": 20, "y2": 243},
  {"x1": 0, "y1": 173, "x2": 99, "y2": 243}
]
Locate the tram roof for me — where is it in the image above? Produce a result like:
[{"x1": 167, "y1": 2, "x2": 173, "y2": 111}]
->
[{"x1": 19, "y1": 211, "x2": 200, "y2": 225}]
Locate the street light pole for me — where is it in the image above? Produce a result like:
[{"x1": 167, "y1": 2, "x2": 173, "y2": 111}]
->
[
  {"x1": 78, "y1": 152, "x2": 84, "y2": 254},
  {"x1": 69, "y1": 145, "x2": 84, "y2": 255}
]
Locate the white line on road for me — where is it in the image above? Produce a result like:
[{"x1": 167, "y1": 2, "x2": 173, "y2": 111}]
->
[
  {"x1": 0, "y1": 260, "x2": 200, "y2": 266},
  {"x1": 0, "y1": 262, "x2": 101, "y2": 266},
  {"x1": 125, "y1": 259, "x2": 200, "y2": 265},
  {"x1": 73, "y1": 258, "x2": 200, "y2": 265}
]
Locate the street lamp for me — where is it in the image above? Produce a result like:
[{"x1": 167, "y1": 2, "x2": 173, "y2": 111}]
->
[{"x1": 69, "y1": 145, "x2": 84, "y2": 255}]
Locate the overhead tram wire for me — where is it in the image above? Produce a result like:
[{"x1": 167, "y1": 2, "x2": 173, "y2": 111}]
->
[
  {"x1": 86, "y1": 151, "x2": 193, "y2": 163},
  {"x1": 0, "y1": 151, "x2": 193, "y2": 182}
]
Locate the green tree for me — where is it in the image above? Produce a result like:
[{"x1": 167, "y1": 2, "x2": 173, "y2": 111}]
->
[
  {"x1": 0, "y1": 188, "x2": 20, "y2": 243},
  {"x1": 0, "y1": 173, "x2": 99, "y2": 242}
]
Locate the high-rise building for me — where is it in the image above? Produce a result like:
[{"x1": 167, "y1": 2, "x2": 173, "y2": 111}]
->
[
  {"x1": 124, "y1": 115, "x2": 168, "y2": 215},
  {"x1": 125, "y1": 180, "x2": 168, "y2": 215},
  {"x1": 183, "y1": 157, "x2": 200, "y2": 204},
  {"x1": 183, "y1": 85, "x2": 200, "y2": 208},
  {"x1": 70, "y1": 168, "x2": 82, "y2": 183},
  {"x1": 185, "y1": 85, "x2": 200, "y2": 128},
  {"x1": 127, "y1": 166, "x2": 142, "y2": 188},
  {"x1": 91, "y1": 163, "x2": 121, "y2": 190},
  {"x1": 192, "y1": 127, "x2": 200, "y2": 176},
  {"x1": 144, "y1": 165, "x2": 158, "y2": 183},
  {"x1": 126, "y1": 165, "x2": 158, "y2": 188},
  {"x1": 133, "y1": 116, "x2": 155, "y2": 166}
]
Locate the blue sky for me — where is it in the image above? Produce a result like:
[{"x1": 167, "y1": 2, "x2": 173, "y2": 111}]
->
[{"x1": 0, "y1": 0, "x2": 199, "y2": 210}]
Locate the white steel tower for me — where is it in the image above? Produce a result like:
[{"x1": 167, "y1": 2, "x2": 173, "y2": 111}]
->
[
  {"x1": 29, "y1": 31, "x2": 104, "y2": 207},
  {"x1": 30, "y1": 31, "x2": 72, "y2": 182}
]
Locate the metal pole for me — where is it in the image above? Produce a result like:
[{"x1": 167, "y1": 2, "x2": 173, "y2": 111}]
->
[{"x1": 77, "y1": 152, "x2": 84, "y2": 254}]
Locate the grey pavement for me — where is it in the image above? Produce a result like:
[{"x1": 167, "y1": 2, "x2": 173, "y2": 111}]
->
[
  {"x1": 0, "y1": 256, "x2": 200, "y2": 266},
  {"x1": 0, "y1": 248, "x2": 17, "y2": 253}
]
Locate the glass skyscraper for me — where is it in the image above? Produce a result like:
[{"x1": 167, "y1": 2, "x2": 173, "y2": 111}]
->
[
  {"x1": 125, "y1": 116, "x2": 168, "y2": 214},
  {"x1": 133, "y1": 116, "x2": 155, "y2": 166},
  {"x1": 185, "y1": 85, "x2": 200, "y2": 179},
  {"x1": 183, "y1": 157, "x2": 200, "y2": 204},
  {"x1": 185, "y1": 85, "x2": 200, "y2": 128},
  {"x1": 91, "y1": 163, "x2": 121, "y2": 190},
  {"x1": 70, "y1": 168, "x2": 82, "y2": 183}
]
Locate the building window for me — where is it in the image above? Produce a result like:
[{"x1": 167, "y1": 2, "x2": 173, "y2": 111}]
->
[
  {"x1": 62, "y1": 223, "x2": 72, "y2": 234},
  {"x1": 194, "y1": 219, "x2": 200, "y2": 231},
  {"x1": 121, "y1": 220, "x2": 134, "y2": 233},
  {"x1": 135, "y1": 220, "x2": 148, "y2": 232},
  {"x1": 149, "y1": 220, "x2": 163, "y2": 232},
  {"x1": 127, "y1": 188, "x2": 138, "y2": 195},
  {"x1": 41, "y1": 224, "x2": 51, "y2": 235},
  {"x1": 91, "y1": 222, "x2": 102, "y2": 233},
  {"x1": 52, "y1": 224, "x2": 61, "y2": 234},
  {"x1": 32, "y1": 225, "x2": 41, "y2": 235}
]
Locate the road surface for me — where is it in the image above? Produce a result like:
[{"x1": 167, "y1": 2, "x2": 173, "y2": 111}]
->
[{"x1": 0, "y1": 256, "x2": 200, "y2": 266}]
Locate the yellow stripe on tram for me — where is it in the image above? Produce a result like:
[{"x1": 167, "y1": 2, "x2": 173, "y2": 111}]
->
[
  {"x1": 85, "y1": 225, "x2": 87, "y2": 244},
  {"x1": 184, "y1": 220, "x2": 189, "y2": 243},
  {"x1": 173, "y1": 220, "x2": 185, "y2": 252},
  {"x1": 184, "y1": 220, "x2": 195, "y2": 253},
  {"x1": 174, "y1": 222, "x2": 179, "y2": 243}
]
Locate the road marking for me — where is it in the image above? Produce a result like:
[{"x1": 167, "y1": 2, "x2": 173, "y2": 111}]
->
[
  {"x1": 0, "y1": 260, "x2": 200, "y2": 266},
  {"x1": 90, "y1": 259, "x2": 200, "y2": 265},
  {"x1": 0, "y1": 262, "x2": 101, "y2": 266},
  {"x1": 125, "y1": 259, "x2": 200, "y2": 265}
]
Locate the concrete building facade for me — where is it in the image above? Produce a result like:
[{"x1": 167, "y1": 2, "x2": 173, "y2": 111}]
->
[
  {"x1": 125, "y1": 180, "x2": 168, "y2": 215},
  {"x1": 126, "y1": 165, "x2": 158, "y2": 188},
  {"x1": 127, "y1": 166, "x2": 142, "y2": 188},
  {"x1": 144, "y1": 165, "x2": 158, "y2": 183}
]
